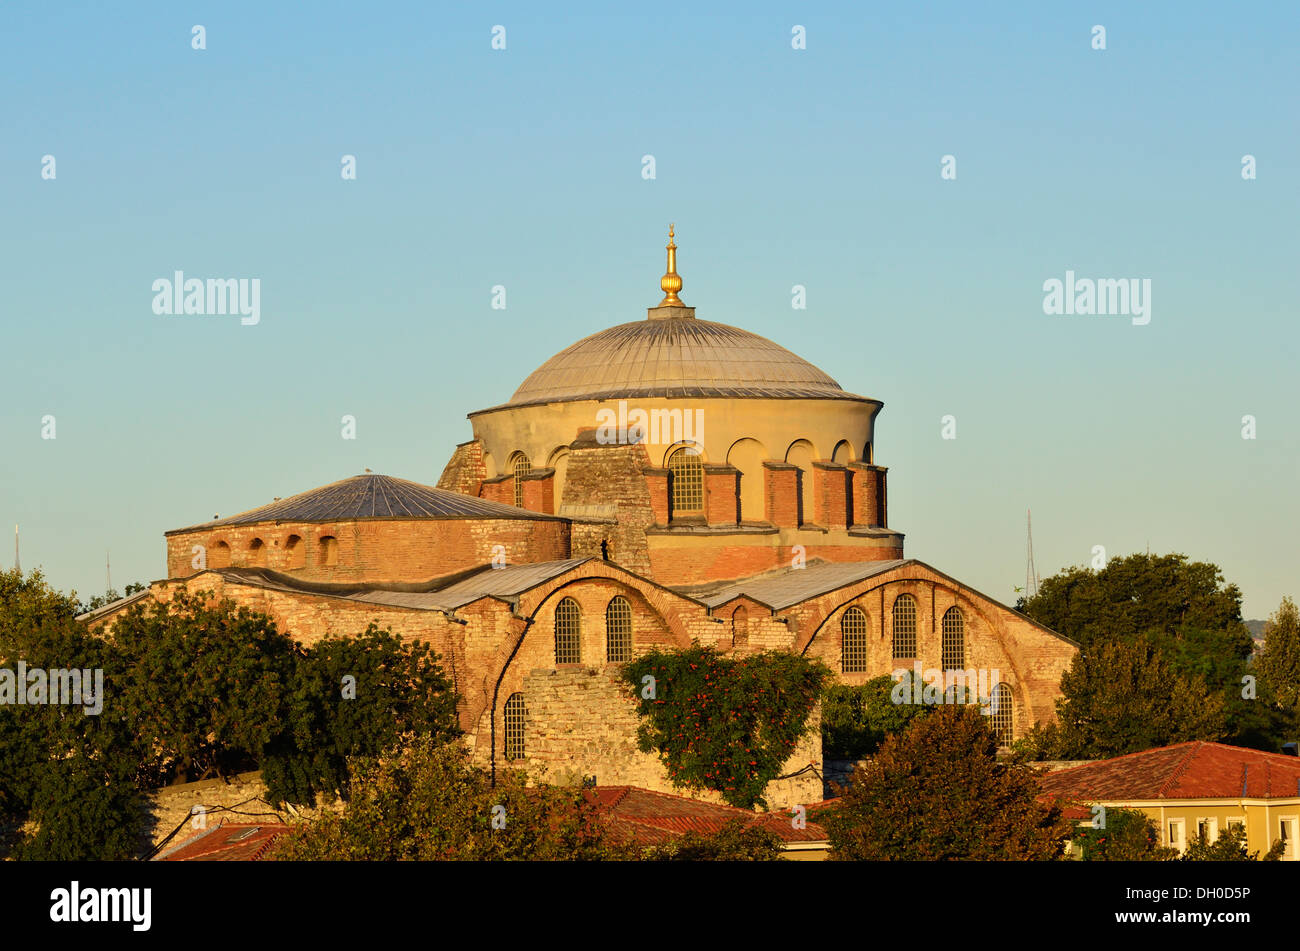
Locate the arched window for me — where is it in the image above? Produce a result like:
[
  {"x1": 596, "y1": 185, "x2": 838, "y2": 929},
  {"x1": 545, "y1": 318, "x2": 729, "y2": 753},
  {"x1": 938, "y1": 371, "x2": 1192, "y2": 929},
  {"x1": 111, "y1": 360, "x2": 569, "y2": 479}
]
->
[
  {"x1": 841, "y1": 607, "x2": 868, "y2": 673},
  {"x1": 990, "y1": 683, "x2": 1014, "y2": 746},
  {"x1": 248, "y1": 538, "x2": 265, "y2": 566},
  {"x1": 732, "y1": 605, "x2": 749, "y2": 648},
  {"x1": 318, "y1": 535, "x2": 338, "y2": 567},
  {"x1": 606, "y1": 596, "x2": 632, "y2": 663},
  {"x1": 211, "y1": 541, "x2": 231, "y2": 569},
  {"x1": 555, "y1": 597, "x2": 582, "y2": 665},
  {"x1": 667, "y1": 446, "x2": 703, "y2": 516},
  {"x1": 942, "y1": 607, "x2": 965, "y2": 670},
  {"x1": 285, "y1": 534, "x2": 304, "y2": 568},
  {"x1": 892, "y1": 594, "x2": 917, "y2": 659},
  {"x1": 504, "y1": 692, "x2": 526, "y2": 761},
  {"x1": 509, "y1": 452, "x2": 532, "y2": 508}
]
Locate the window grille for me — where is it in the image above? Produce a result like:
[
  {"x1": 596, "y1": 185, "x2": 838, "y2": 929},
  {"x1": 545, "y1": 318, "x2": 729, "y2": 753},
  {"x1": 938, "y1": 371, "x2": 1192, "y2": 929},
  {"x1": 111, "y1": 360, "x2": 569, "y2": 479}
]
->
[
  {"x1": 841, "y1": 607, "x2": 868, "y2": 672},
  {"x1": 941, "y1": 607, "x2": 965, "y2": 670},
  {"x1": 555, "y1": 597, "x2": 582, "y2": 664},
  {"x1": 668, "y1": 447, "x2": 703, "y2": 515},
  {"x1": 504, "y1": 693, "x2": 526, "y2": 760},
  {"x1": 892, "y1": 595, "x2": 917, "y2": 659},
  {"x1": 606, "y1": 597, "x2": 632, "y2": 662},
  {"x1": 510, "y1": 453, "x2": 532, "y2": 507},
  {"x1": 991, "y1": 683, "x2": 1014, "y2": 746}
]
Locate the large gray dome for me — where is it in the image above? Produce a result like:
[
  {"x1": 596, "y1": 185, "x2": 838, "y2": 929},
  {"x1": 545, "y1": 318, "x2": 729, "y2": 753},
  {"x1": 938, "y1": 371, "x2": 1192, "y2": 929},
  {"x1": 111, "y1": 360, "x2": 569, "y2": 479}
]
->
[{"x1": 505, "y1": 314, "x2": 862, "y2": 408}]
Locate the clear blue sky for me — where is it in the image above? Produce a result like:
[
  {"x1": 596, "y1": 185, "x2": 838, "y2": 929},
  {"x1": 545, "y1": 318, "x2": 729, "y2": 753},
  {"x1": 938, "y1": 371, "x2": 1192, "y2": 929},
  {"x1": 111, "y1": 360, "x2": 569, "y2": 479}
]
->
[{"x1": 1, "y1": 1, "x2": 1296, "y2": 617}]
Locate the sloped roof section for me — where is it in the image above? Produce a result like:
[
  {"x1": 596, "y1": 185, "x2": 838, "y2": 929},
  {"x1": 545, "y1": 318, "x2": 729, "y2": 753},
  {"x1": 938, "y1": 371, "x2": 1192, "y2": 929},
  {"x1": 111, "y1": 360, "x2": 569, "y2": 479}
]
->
[
  {"x1": 355, "y1": 558, "x2": 590, "y2": 611},
  {"x1": 155, "y1": 822, "x2": 289, "y2": 861},
  {"x1": 1037, "y1": 742, "x2": 1300, "y2": 802},
  {"x1": 675, "y1": 559, "x2": 910, "y2": 610},
  {"x1": 75, "y1": 587, "x2": 154, "y2": 623},
  {"x1": 195, "y1": 559, "x2": 591, "y2": 613},
  {"x1": 167, "y1": 473, "x2": 561, "y2": 534},
  {"x1": 589, "y1": 786, "x2": 828, "y2": 845}
]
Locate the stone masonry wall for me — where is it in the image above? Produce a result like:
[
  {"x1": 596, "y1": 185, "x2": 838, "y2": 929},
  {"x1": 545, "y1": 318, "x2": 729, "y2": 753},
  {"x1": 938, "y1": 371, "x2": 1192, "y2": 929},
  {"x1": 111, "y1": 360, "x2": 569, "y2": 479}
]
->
[
  {"x1": 517, "y1": 666, "x2": 823, "y2": 812},
  {"x1": 436, "y1": 440, "x2": 488, "y2": 496},
  {"x1": 559, "y1": 439, "x2": 656, "y2": 576}
]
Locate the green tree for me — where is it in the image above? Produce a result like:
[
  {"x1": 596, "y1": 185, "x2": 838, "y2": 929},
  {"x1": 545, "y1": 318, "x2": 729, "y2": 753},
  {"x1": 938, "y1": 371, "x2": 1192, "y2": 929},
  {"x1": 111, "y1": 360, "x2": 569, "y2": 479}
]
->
[
  {"x1": 11, "y1": 755, "x2": 147, "y2": 861},
  {"x1": 822, "y1": 705, "x2": 1073, "y2": 860},
  {"x1": 1070, "y1": 807, "x2": 1177, "y2": 861},
  {"x1": 262, "y1": 626, "x2": 461, "y2": 806},
  {"x1": 1018, "y1": 553, "x2": 1246, "y2": 647},
  {"x1": 1257, "y1": 597, "x2": 1300, "y2": 716},
  {"x1": 1020, "y1": 553, "x2": 1281, "y2": 750},
  {"x1": 77, "y1": 581, "x2": 146, "y2": 616},
  {"x1": 108, "y1": 590, "x2": 299, "y2": 785},
  {"x1": 1180, "y1": 824, "x2": 1281, "y2": 861},
  {"x1": 0, "y1": 568, "x2": 147, "y2": 859},
  {"x1": 639, "y1": 818, "x2": 784, "y2": 860},
  {"x1": 1052, "y1": 638, "x2": 1227, "y2": 758},
  {"x1": 272, "y1": 737, "x2": 631, "y2": 860},
  {"x1": 821, "y1": 675, "x2": 936, "y2": 760}
]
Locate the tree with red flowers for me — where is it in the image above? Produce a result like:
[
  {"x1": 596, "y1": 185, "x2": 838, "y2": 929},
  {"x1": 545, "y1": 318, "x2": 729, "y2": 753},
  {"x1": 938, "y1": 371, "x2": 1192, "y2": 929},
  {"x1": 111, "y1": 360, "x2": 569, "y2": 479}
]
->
[{"x1": 624, "y1": 647, "x2": 829, "y2": 809}]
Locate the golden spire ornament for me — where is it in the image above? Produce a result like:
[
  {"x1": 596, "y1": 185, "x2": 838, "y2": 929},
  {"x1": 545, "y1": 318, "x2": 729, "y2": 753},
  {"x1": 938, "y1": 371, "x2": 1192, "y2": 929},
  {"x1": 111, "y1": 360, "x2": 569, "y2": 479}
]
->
[{"x1": 658, "y1": 223, "x2": 684, "y2": 306}]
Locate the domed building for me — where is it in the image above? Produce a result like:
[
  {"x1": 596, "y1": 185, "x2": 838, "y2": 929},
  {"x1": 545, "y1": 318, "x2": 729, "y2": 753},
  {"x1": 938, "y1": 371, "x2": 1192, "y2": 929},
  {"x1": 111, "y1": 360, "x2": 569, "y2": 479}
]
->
[
  {"x1": 84, "y1": 228, "x2": 1077, "y2": 808},
  {"x1": 442, "y1": 225, "x2": 902, "y2": 585}
]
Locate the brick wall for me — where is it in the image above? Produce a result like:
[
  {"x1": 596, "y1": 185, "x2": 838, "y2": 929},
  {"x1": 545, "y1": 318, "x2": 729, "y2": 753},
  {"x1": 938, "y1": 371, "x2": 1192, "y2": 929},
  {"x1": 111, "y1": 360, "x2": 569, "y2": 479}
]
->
[
  {"x1": 792, "y1": 563, "x2": 1077, "y2": 739},
  {"x1": 764, "y1": 462, "x2": 800, "y2": 527},
  {"x1": 703, "y1": 464, "x2": 740, "y2": 525},
  {"x1": 519, "y1": 468, "x2": 556, "y2": 515},
  {"x1": 166, "y1": 515, "x2": 569, "y2": 584},
  {"x1": 646, "y1": 539, "x2": 904, "y2": 585},
  {"x1": 814, "y1": 462, "x2": 850, "y2": 529}
]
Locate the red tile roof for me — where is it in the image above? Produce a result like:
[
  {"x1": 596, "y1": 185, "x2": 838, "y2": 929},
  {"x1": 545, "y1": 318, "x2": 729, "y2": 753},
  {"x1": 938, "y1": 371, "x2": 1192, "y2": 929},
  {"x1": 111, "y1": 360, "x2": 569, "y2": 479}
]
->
[
  {"x1": 588, "y1": 786, "x2": 828, "y2": 845},
  {"x1": 155, "y1": 790, "x2": 827, "y2": 858},
  {"x1": 155, "y1": 821, "x2": 290, "y2": 861},
  {"x1": 1037, "y1": 742, "x2": 1300, "y2": 804}
]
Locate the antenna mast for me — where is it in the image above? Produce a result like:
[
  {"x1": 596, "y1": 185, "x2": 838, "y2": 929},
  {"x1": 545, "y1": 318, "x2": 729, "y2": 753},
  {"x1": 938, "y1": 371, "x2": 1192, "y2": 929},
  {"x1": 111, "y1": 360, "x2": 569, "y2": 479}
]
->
[{"x1": 1025, "y1": 509, "x2": 1039, "y2": 599}]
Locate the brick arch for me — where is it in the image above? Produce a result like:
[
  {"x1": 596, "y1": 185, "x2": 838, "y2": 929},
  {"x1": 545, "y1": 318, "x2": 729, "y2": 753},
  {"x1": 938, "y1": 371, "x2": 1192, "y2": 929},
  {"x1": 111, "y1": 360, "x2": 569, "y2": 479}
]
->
[
  {"x1": 480, "y1": 563, "x2": 698, "y2": 776},
  {"x1": 519, "y1": 571, "x2": 695, "y2": 650},
  {"x1": 660, "y1": 439, "x2": 708, "y2": 468},
  {"x1": 795, "y1": 575, "x2": 1030, "y2": 711},
  {"x1": 209, "y1": 538, "x2": 232, "y2": 569}
]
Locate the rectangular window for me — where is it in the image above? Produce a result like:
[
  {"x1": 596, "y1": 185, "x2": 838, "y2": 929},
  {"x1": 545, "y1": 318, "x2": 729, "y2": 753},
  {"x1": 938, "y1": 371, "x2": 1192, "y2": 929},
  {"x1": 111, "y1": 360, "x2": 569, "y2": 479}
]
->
[
  {"x1": 1167, "y1": 819, "x2": 1186, "y2": 853},
  {"x1": 1280, "y1": 817, "x2": 1298, "y2": 860}
]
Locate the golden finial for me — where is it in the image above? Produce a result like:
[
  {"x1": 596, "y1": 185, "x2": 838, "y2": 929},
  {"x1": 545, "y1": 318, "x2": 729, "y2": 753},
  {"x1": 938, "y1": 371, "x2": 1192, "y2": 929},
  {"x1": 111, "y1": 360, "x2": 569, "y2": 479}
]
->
[{"x1": 658, "y1": 223, "x2": 684, "y2": 306}]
